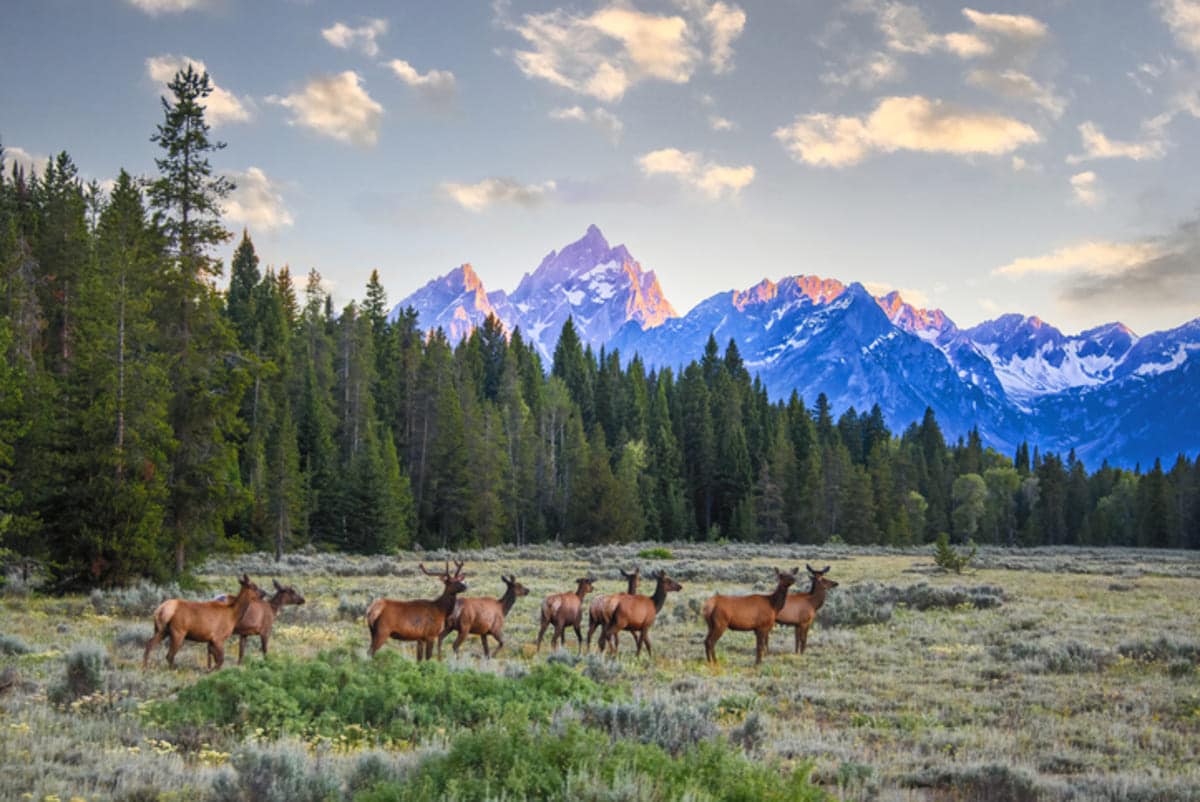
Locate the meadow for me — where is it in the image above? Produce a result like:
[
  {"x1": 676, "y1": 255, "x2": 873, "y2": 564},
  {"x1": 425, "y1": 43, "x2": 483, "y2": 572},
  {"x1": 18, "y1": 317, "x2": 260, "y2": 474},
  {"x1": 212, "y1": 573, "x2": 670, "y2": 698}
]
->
[{"x1": 1, "y1": 544, "x2": 1198, "y2": 802}]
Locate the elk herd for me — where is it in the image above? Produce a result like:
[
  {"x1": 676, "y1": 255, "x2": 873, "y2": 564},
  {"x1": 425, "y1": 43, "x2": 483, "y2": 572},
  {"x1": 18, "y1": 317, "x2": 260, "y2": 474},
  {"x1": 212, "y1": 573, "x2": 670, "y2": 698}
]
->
[{"x1": 142, "y1": 561, "x2": 838, "y2": 671}]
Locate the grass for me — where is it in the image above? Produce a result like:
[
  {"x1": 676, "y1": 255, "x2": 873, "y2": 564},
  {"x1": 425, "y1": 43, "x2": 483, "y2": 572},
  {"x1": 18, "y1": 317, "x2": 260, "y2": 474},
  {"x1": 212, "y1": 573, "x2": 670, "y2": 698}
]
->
[{"x1": 1, "y1": 544, "x2": 1198, "y2": 801}]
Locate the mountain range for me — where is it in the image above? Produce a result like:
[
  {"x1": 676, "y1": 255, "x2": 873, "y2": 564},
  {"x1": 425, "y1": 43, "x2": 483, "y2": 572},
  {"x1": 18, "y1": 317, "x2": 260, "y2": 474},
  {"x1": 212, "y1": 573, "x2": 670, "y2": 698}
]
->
[{"x1": 390, "y1": 225, "x2": 1200, "y2": 468}]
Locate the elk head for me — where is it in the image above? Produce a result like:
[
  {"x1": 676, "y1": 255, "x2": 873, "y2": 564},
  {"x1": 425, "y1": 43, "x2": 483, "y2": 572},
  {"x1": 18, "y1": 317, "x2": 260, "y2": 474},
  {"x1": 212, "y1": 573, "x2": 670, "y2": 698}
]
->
[
  {"x1": 650, "y1": 570, "x2": 683, "y2": 593},
  {"x1": 502, "y1": 575, "x2": 529, "y2": 597},
  {"x1": 272, "y1": 579, "x2": 306, "y2": 606},
  {"x1": 806, "y1": 564, "x2": 839, "y2": 591},
  {"x1": 576, "y1": 577, "x2": 596, "y2": 595},
  {"x1": 775, "y1": 567, "x2": 799, "y2": 590},
  {"x1": 420, "y1": 561, "x2": 469, "y2": 594}
]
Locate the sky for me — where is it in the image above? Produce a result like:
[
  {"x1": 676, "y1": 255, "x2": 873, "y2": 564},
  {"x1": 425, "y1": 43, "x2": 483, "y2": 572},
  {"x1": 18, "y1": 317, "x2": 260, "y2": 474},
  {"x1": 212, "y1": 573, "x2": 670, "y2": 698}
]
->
[{"x1": 1, "y1": 0, "x2": 1199, "y2": 336}]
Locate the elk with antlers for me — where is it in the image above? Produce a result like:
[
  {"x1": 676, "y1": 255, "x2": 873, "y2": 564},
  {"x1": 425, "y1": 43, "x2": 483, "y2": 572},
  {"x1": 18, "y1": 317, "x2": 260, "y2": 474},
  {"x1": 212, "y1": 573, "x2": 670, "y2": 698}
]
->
[
  {"x1": 208, "y1": 579, "x2": 306, "y2": 667},
  {"x1": 439, "y1": 574, "x2": 528, "y2": 658},
  {"x1": 775, "y1": 564, "x2": 839, "y2": 654},
  {"x1": 143, "y1": 574, "x2": 261, "y2": 670},
  {"x1": 586, "y1": 567, "x2": 639, "y2": 653},
  {"x1": 702, "y1": 567, "x2": 798, "y2": 665},
  {"x1": 367, "y1": 561, "x2": 468, "y2": 661},
  {"x1": 535, "y1": 576, "x2": 595, "y2": 652},
  {"x1": 600, "y1": 570, "x2": 683, "y2": 658}
]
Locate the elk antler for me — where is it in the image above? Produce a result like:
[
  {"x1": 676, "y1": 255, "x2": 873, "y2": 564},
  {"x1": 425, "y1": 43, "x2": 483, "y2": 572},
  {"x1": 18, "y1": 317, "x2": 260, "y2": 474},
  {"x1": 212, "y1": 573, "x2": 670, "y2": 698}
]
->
[
  {"x1": 450, "y1": 560, "x2": 466, "y2": 580},
  {"x1": 418, "y1": 563, "x2": 447, "y2": 579}
]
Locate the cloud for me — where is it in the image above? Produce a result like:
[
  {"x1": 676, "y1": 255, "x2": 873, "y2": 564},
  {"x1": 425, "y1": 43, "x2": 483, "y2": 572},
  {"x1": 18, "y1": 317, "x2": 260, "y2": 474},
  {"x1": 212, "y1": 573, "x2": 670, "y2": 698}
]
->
[
  {"x1": 386, "y1": 59, "x2": 457, "y2": 104},
  {"x1": 442, "y1": 177, "x2": 557, "y2": 212},
  {"x1": 966, "y1": 69, "x2": 1065, "y2": 117},
  {"x1": 863, "y1": 281, "x2": 931, "y2": 308},
  {"x1": 2, "y1": 146, "x2": 49, "y2": 178},
  {"x1": 146, "y1": 55, "x2": 252, "y2": 126},
  {"x1": 223, "y1": 167, "x2": 294, "y2": 231},
  {"x1": 1069, "y1": 171, "x2": 1102, "y2": 207},
  {"x1": 638, "y1": 147, "x2": 754, "y2": 199},
  {"x1": 774, "y1": 95, "x2": 1039, "y2": 167},
  {"x1": 1160, "y1": 0, "x2": 1200, "y2": 55},
  {"x1": 321, "y1": 19, "x2": 388, "y2": 58},
  {"x1": 1058, "y1": 217, "x2": 1200, "y2": 309},
  {"x1": 850, "y1": 1, "x2": 1046, "y2": 58},
  {"x1": 821, "y1": 51, "x2": 903, "y2": 90},
  {"x1": 504, "y1": 1, "x2": 742, "y2": 101},
  {"x1": 549, "y1": 106, "x2": 624, "y2": 141},
  {"x1": 126, "y1": 0, "x2": 212, "y2": 15},
  {"x1": 269, "y1": 72, "x2": 383, "y2": 146},
  {"x1": 1066, "y1": 121, "x2": 1166, "y2": 163},
  {"x1": 709, "y1": 115, "x2": 735, "y2": 131},
  {"x1": 993, "y1": 241, "x2": 1164, "y2": 277}
]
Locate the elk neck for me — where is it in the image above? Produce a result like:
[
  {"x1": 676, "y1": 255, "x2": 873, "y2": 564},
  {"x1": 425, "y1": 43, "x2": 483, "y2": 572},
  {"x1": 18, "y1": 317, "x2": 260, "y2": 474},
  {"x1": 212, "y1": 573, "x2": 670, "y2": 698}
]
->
[
  {"x1": 499, "y1": 584, "x2": 518, "y2": 615},
  {"x1": 808, "y1": 582, "x2": 830, "y2": 611},
  {"x1": 651, "y1": 580, "x2": 669, "y2": 612},
  {"x1": 768, "y1": 579, "x2": 791, "y2": 612}
]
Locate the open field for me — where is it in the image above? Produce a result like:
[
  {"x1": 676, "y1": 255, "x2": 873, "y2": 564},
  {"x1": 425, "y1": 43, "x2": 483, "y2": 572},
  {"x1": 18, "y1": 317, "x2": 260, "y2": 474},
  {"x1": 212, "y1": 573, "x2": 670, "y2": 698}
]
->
[{"x1": 2, "y1": 544, "x2": 1199, "y2": 801}]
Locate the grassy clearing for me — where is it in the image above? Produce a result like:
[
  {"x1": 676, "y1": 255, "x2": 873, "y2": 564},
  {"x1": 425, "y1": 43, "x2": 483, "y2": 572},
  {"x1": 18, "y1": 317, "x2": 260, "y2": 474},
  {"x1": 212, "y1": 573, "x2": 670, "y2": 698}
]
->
[{"x1": 1, "y1": 545, "x2": 1198, "y2": 801}]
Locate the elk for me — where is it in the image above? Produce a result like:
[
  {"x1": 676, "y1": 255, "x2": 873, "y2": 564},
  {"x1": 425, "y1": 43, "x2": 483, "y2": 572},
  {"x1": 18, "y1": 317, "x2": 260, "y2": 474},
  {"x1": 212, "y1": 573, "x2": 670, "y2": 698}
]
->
[
  {"x1": 143, "y1": 574, "x2": 261, "y2": 671},
  {"x1": 586, "y1": 567, "x2": 639, "y2": 653},
  {"x1": 439, "y1": 574, "x2": 528, "y2": 658},
  {"x1": 775, "y1": 564, "x2": 839, "y2": 654},
  {"x1": 366, "y1": 562, "x2": 468, "y2": 661},
  {"x1": 209, "y1": 579, "x2": 306, "y2": 667},
  {"x1": 600, "y1": 570, "x2": 683, "y2": 658},
  {"x1": 702, "y1": 567, "x2": 798, "y2": 665},
  {"x1": 535, "y1": 576, "x2": 595, "y2": 652}
]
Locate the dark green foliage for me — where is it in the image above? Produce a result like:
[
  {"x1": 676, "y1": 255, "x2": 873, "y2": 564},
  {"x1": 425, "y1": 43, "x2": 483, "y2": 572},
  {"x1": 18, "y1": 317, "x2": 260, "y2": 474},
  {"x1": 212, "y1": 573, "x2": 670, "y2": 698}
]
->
[
  {"x1": 145, "y1": 649, "x2": 615, "y2": 744},
  {"x1": 638, "y1": 546, "x2": 674, "y2": 559},
  {"x1": 354, "y1": 716, "x2": 831, "y2": 802},
  {"x1": 933, "y1": 531, "x2": 977, "y2": 573}
]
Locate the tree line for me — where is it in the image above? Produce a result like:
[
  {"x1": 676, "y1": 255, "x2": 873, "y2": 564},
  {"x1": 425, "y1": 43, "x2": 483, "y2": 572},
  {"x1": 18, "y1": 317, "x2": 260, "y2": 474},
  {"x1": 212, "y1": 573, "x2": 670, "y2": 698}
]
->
[{"x1": 2, "y1": 68, "x2": 1198, "y2": 588}]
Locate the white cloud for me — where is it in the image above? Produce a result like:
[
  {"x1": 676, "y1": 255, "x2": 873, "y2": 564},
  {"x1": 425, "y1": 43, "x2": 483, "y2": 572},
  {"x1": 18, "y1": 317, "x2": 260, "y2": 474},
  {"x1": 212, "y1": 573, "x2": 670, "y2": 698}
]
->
[
  {"x1": 852, "y1": 1, "x2": 1045, "y2": 58},
  {"x1": 821, "y1": 51, "x2": 903, "y2": 90},
  {"x1": 442, "y1": 177, "x2": 557, "y2": 212},
  {"x1": 1069, "y1": 171, "x2": 1102, "y2": 207},
  {"x1": 774, "y1": 95, "x2": 1039, "y2": 167},
  {"x1": 961, "y1": 8, "x2": 1047, "y2": 43},
  {"x1": 321, "y1": 19, "x2": 388, "y2": 58},
  {"x1": 1067, "y1": 121, "x2": 1166, "y2": 163},
  {"x1": 3, "y1": 146, "x2": 49, "y2": 178},
  {"x1": 549, "y1": 106, "x2": 623, "y2": 141},
  {"x1": 269, "y1": 72, "x2": 383, "y2": 146},
  {"x1": 223, "y1": 167, "x2": 294, "y2": 231},
  {"x1": 506, "y1": 1, "x2": 741, "y2": 101},
  {"x1": 638, "y1": 147, "x2": 754, "y2": 199},
  {"x1": 709, "y1": 115, "x2": 736, "y2": 131},
  {"x1": 1011, "y1": 155, "x2": 1029, "y2": 171},
  {"x1": 126, "y1": 0, "x2": 212, "y2": 15},
  {"x1": 146, "y1": 55, "x2": 252, "y2": 126},
  {"x1": 863, "y1": 281, "x2": 931, "y2": 308},
  {"x1": 993, "y1": 240, "x2": 1163, "y2": 277},
  {"x1": 386, "y1": 59, "x2": 457, "y2": 104},
  {"x1": 1160, "y1": 0, "x2": 1200, "y2": 55},
  {"x1": 966, "y1": 69, "x2": 1065, "y2": 117}
]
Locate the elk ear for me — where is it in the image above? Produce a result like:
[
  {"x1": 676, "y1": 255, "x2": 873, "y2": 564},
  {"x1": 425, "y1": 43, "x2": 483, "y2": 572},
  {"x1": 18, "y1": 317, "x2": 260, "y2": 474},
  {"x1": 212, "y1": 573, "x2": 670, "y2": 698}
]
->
[
  {"x1": 792, "y1": 566, "x2": 800, "y2": 576},
  {"x1": 822, "y1": 565, "x2": 831, "y2": 574},
  {"x1": 274, "y1": 579, "x2": 283, "y2": 591},
  {"x1": 806, "y1": 563, "x2": 816, "y2": 574}
]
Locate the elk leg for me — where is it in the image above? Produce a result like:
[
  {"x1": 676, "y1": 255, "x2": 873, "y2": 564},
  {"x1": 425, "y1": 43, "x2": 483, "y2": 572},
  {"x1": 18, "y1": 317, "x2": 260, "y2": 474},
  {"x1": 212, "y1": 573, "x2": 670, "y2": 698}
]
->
[
  {"x1": 573, "y1": 622, "x2": 584, "y2": 654},
  {"x1": 754, "y1": 630, "x2": 766, "y2": 665},
  {"x1": 798, "y1": 625, "x2": 809, "y2": 654},
  {"x1": 260, "y1": 632, "x2": 268, "y2": 658},
  {"x1": 209, "y1": 642, "x2": 225, "y2": 671},
  {"x1": 585, "y1": 620, "x2": 599, "y2": 653},
  {"x1": 238, "y1": 635, "x2": 247, "y2": 665},
  {"x1": 490, "y1": 633, "x2": 503, "y2": 658},
  {"x1": 368, "y1": 628, "x2": 387, "y2": 657},
  {"x1": 641, "y1": 632, "x2": 652, "y2": 658},
  {"x1": 535, "y1": 618, "x2": 551, "y2": 651},
  {"x1": 143, "y1": 627, "x2": 165, "y2": 669},
  {"x1": 453, "y1": 628, "x2": 469, "y2": 656},
  {"x1": 704, "y1": 621, "x2": 726, "y2": 663},
  {"x1": 165, "y1": 630, "x2": 184, "y2": 669},
  {"x1": 793, "y1": 625, "x2": 801, "y2": 654}
]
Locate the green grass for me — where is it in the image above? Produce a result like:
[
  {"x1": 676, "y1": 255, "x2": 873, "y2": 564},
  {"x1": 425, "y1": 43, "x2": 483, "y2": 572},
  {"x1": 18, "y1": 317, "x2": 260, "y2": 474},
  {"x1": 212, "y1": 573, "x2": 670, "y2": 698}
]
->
[{"x1": 2, "y1": 544, "x2": 1199, "y2": 801}]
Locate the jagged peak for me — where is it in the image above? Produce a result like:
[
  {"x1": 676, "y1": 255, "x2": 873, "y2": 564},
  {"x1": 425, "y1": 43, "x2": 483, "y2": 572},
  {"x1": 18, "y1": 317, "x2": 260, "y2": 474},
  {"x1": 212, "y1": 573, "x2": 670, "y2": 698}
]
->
[
  {"x1": 732, "y1": 278, "x2": 778, "y2": 310},
  {"x1": 1080, "y1": 321, "x2": 1138, "y2": 339}
]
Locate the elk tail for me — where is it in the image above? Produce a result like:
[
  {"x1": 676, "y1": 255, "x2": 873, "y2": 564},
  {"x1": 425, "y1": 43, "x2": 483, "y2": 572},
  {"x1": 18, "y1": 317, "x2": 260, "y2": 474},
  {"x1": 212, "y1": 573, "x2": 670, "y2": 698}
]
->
[{"x1": 366, "y1": 599, "x2": 385, "y2": 633}]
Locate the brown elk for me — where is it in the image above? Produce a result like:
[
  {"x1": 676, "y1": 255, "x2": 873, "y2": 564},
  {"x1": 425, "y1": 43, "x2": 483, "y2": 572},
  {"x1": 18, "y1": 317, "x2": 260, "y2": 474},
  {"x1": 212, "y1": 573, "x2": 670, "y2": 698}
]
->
[
  {"x1": 208, "y1": 579, "x2": 306, "y2": 667},
  {"x1": 702, "y1": 567, "x2": 798, "y2": 665},
  {"x1": 775, "y1": 564, "x2": 839, "y2": 654},
  {"x1": 439, "y1": 574, "x2": 528, "y2": 658},
  {"x1": 366, "y1": 562, "x2": 468, "y2": 661},
  {"x1": 585, "y1": 567, "x2": 639, "y2": 653},
  {"x1": 535, "y1": 576, "x2": 595, "y2": 652},
  {"x1": 143, "y1": 574, "x2": 261, "y2": 670},
  {"x1": 600, "y1": 570, "x2": 683, "y2": 658}
]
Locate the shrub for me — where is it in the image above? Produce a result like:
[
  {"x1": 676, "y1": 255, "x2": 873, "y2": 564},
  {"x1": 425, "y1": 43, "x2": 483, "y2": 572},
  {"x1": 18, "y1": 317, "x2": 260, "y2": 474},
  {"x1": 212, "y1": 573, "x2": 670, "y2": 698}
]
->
[
  {"x1": 995, "y1": 639, "x2": 1114, "y2": 674},
  {"x1": 210, "y1": 741, "x2": 341, "y2": 802},
  {"x1": 113, "y1": 625, "x2": 153, "y2": 651},
  {"x1": 582, "y1": 697, "x2": 719, "y2": 755},
  {"x1": 903, "y1": 763, "x2": 1041, "y2": 802},
  {"x1": 933, "y1": 532, "x2": 976, "y2": 573},
  {"x1": 0, "y1": 632, "x2": 31, "y2": 655},
  {"x1": 146, "y1": 649, "x2": 616, "y2": 745},
  {"x1": 90, "y1": 582, "x2": 183, "y2": 617},
  {"x1": 353, "y1": 716, "x2": 832, "y2": 802},
  {"x1": 50, "y1": 641, "x2": 107, "y2": 704},
  {"x1": 1117, "y1": 636, "x2": 1200, "y2": 664},
  {"x1": 638, "y1": 546, "x2": 674, "y2": 560},
  {"x1": 818, "y1": 581, "x2": 1003, "y2": 628},
  {"x1": 337, "y1": 595, "x2": 369, "y2": 621}
]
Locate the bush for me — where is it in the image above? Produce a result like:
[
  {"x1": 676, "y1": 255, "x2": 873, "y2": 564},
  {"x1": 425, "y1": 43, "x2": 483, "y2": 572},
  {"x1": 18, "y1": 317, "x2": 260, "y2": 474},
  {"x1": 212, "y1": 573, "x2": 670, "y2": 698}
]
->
[
  {"x1": 1117, "y1": 637, "x2": 1200, "y2": 664},
  {"x1": 818, "y1": 581, "x2": 1004, "y2": 628},
  {"x1": 211, "y1": 741, "x2": 342, "y2": 802},
  {"x1": 995, "y1": 639, "x2": 1114, "y2": 674},
  {"x1": 146, "y1": 649, "x2": 616, "y2": 745},
  {"x1": 90, "y1": 582, "x2": 183, "y2": 617},
  {"x1": 903, "y1": 763, "x2": 1040, "y2": 802},
  {"x1": 933, "y1": 532, "x2": 976, "y2": 573},
  {"x1": 50, "y1": 641, "x2": 107, "y2": 704},
  {"x1": 113, "y1": 625, "x2": 153, "y2": 651},
  {"x1": 582, "y1": 697, "x2": 719, "y2": 755},
  {"x1": 638, "y1": 546, "x2": 674, "y2": 560},
  {"x1": 0, "y1": 632, "x2": 31, "y2": 655},
  {"x1": 354, "y1": 716, "x2": 832, "y2": 802}
]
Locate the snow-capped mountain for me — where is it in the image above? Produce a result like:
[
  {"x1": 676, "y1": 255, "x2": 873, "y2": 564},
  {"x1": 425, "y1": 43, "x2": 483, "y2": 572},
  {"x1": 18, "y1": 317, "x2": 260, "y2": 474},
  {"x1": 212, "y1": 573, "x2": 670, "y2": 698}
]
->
[
  {"x1": 611, "y1": 277, "x2": 1022, "y2": 448},
  {"x1": 965, "y1": 314, "x2": 1138, "y2": 406},
  {"x1": 387, "y1": 225, "x2": 1199, "y2": 466},
  {"x1": 388, "y1": 263, "x2": 513, "y2": 343},
  {"x1": 390, "y1": 225, "x2": 675, "y2": 360},
  {"x1": 508, "y1": 224, "x2": 675, "y2": 359}
]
